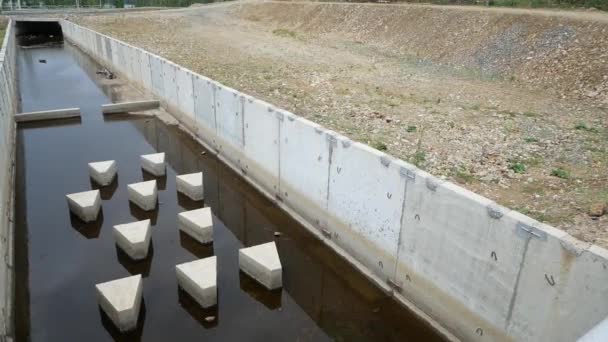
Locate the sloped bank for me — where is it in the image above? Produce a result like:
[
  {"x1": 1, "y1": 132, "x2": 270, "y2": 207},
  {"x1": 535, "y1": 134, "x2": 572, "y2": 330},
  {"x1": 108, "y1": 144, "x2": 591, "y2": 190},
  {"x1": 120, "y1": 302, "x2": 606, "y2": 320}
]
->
[{"x1": 60, "y1": 20, "x2": 608, "y2": 342}]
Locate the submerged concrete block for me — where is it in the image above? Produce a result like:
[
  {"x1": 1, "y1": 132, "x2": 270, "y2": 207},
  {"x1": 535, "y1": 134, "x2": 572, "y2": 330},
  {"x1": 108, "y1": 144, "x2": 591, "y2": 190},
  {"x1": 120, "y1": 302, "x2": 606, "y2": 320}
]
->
[
  {"x1": 88, "y1": 160, "x2": 117, "y2": 186},
  {"x1": 140, "y1": 152, "x2": 166, "y2": 176},
  {"x1": 15, "y1": 107, "x2": 80, "y2": 122},
  {"x1": 101, "y1": 100, "x2": 160, "y2": 114},
  {"x1": 113, "y1": 219, "x2": 152, "y2": 260},
  {"x1": 178, "y1": 207, "x2": 213, "y2": 244},
  {"x1": 239, "y1": 242, "x2": 282, "y2": 290},
  {"x1": 176, "y1": 172, "x2": 203, "y2": 201},
  {"x1": 176, "y1": 256, "x2": 217, "y2": 308},
  {"x1": 66, "y1": 189, "x2": 101, "y2": 222},
  {"x1": 96, "y1": 274, "x2": 143, "y2": 332},
  {"x1": 127, "y1": 180, "x2": 157, "y2": 211}
]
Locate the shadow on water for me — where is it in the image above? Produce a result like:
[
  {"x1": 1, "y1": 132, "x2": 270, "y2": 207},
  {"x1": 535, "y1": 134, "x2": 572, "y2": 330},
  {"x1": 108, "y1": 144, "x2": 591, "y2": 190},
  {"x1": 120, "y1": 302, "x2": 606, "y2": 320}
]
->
[{"x1": 14, "y1": 32, "x2": 446, "y2": 342}]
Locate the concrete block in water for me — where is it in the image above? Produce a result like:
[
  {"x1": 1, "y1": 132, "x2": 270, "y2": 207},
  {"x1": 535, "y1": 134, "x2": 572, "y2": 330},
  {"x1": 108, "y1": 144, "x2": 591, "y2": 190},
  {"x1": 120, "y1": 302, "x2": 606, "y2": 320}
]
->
[
  {"x1": 127, "y1": 180, "x2": 157, "y2": 211},
  {"x1": 96, "y1": 274, "x2": 143, "y2": 332},
  {"x1": 15, "y1": 107, "x2": 81, "y2": 122},
  {"x1": 239, "y1": 241, "x2": 282, "y2": 290},
  {"x1": 141, "y1": 152, "x2": 166, "y2": 176},
  {"x1": 176, "y1": 172, "x2": 203, "y2": 201},
  {"x1": 178, "y1": 207, "x2": 213, "y2": 244},
  {"x1": 101, "y1": 100, "x2": 160, "y2": 114},
  {"x1": 66, "y1": 189, "x2": 101, "y2": 222},
  {"x1": 88, "y1": 160, "x2": 117, "y2": 186},
  {"x1": 176, "y1": 256, "x2": 217, "y2": 308},
  {"x1": 113, "y1": 219, "x2": 152, "y2": 260}
]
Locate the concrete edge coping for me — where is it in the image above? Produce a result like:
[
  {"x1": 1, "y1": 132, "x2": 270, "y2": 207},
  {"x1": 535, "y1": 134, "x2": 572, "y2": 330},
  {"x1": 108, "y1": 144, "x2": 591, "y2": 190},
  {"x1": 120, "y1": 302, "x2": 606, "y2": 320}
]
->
[
  {"x1": 15, "y1": 107, "x2": 81, "y2": 123},
  {"x1": 101, "y1": 100, "x2": 160, "y2": 114}
]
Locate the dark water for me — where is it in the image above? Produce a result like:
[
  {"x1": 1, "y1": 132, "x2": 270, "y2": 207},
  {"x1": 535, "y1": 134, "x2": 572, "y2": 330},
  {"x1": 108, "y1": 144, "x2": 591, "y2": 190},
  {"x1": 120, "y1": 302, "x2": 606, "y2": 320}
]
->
[{"x1": 14, "y1": 41, "x2": 444, "y2": 342}]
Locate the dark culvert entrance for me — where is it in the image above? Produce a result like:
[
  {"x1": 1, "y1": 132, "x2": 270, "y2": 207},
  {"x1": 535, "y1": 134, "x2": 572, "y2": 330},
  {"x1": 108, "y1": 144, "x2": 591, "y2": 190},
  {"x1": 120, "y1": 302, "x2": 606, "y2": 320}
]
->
[{"x1": 15, "y1": 20, "x2": 63, "y2": 46}]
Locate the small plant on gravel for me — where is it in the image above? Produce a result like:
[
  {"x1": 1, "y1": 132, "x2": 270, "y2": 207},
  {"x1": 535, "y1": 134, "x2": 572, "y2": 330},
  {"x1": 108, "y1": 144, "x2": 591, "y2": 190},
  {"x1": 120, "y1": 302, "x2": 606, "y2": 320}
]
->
[
  {"x1": 509, "y1": 162, "x2": 526, "y2": 174},
  {"x1": 406, "y1": 126, "x2": 417, "y2": 133},
  {"x1": 373, "y1": 141, "x2": 388, "y2": 151},
  {"x1": 575, "y1": 122, "x2": 599, "y2": 133},
  {"x1": 551, "y1": 168, "x2": 570, "y2": 179},
  {"x1": 272, "y1": 28, "x2": 297, "y2": 39},
  {"x1": 525, "y1": 137, "x2": 539, "y2": 143},
  {"x1": 412, "y1": 151, "x2": 426, "y2": 166},
  {"x1": 454, "y1": 168, "x2": 475, "y2": 184}
]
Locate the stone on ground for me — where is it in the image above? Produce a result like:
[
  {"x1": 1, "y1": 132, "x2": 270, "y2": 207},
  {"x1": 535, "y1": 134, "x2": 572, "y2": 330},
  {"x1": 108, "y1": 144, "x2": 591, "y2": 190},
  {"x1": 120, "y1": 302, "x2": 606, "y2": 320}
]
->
[
  {"x1": 178, "y1": 207, "x2": 214, "y2": 244},
  {"x1": 113, "y1": 219, "x2": 152, "y2": 260},
  {"x1": 176, "y1": 172, "x2": 203, "y2": 201},
  {"x1": 239, "y1": 241, "x2": 282, "y2": 290},
  {"x1": 96, "y1": 274, "x2": 143, "y2": 332},
  {"x1": 176, "y1": 256, "x2": 217, "y2": 308},
  {"x1": 66, "y1": 189, "x2": 101, "y2": 222},
  {"x1": 140, "y1": 152, "x2": 166, "y2": 176},
  {"x1": 127, "y1": 180, "x2": 158, "y2": 211},
  {"x1": 88, "y1": 160, "x2": 117, "y2": 186}
]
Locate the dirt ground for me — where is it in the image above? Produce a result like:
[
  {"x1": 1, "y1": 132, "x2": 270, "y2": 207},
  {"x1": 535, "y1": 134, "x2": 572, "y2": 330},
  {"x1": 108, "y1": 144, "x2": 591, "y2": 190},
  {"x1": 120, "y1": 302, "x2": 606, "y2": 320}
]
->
[{"x1": 71, "y1": 1, "x2": 608, "y2": 247}]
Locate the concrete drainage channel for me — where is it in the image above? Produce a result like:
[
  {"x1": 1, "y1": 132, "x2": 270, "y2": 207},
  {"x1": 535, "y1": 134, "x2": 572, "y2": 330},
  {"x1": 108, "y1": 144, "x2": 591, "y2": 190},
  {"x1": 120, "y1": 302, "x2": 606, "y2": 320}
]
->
[{"x1": 0, "y1": 17, "x2": 606, "y2": 341}]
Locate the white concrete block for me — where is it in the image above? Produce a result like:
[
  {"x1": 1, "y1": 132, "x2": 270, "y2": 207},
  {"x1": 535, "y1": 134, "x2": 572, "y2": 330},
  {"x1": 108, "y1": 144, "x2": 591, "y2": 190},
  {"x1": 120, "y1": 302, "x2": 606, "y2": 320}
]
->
[
  {"x1": 178, "y1": 207, "x2": 213, "y2": 244},
  {"x1": 175, "y1": 256, "x2": 217, "y2": 308},
  {"x1": 66, "y1": 190, "x2": 101, "y2": 222},
  {"x1": 127, "y1": 180, "x2": 157, "y2": 211},
  {"x1": 88, "y1": 160, "x2": 117, "y2": 186},
  {"x1": 239, "y1": 242, "x2": 282, "y2": 290},
  {"x1": 15, "y1": 107, "x2": 81, "y2": 122},
  {"x1": 113, "y1": 219, "x2": 152, "y2": 260},
  {"x1": 176, "y1": 172, "x2": 203, "y2": 201},
  {"x1": 140, "y1": 152, "x2": 166, "y2": 176},
  {"x1": 96, "y1": 274, "x2": 143, "y2": 332},
  {"x1": 101, "y1": 100, "x2": 160, "y2": 114}
]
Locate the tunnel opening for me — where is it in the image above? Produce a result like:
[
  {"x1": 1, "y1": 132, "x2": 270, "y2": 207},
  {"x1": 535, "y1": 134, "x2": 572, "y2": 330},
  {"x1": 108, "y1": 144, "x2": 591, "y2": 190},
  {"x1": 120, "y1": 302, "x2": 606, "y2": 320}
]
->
[{"x1": 15, "y1": 21, "x2": 63, "y2": 47}]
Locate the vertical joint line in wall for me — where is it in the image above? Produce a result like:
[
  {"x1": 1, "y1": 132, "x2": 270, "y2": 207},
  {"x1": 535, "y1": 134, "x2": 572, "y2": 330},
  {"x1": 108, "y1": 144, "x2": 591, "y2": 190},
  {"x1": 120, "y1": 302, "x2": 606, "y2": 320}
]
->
[
  {"x1": 212, "y1": 85, "x2": 218, "y2": 133},
  {"x1": 505, "y1": 235, "x2": 531, "y2": 329},
  {"x1": 324, "y1": 138, "x2": 335, "y2": 212},
  {"x1": 240, "y1": 97, "x2": 245, "y2": 148},
  {"x1": 393, "y1": 172, "x2": 411, "y2": 285},
  {"x1": 277, "y1": 116, "x2": 281, "y2": 195}
]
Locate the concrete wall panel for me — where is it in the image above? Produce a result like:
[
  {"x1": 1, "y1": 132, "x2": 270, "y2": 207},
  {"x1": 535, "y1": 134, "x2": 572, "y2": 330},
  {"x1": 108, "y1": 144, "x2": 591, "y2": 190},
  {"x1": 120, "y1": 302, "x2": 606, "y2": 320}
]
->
[
  {"x1": 505, "y1": 216, "x2": 608, "y2": 342},
  {"x1": 161, "y1": 60, "x2": 178, "y2": 109},
  {"x1": 242, "y1": 97, "x2": 279, "y2": 194},
  {"x1": 192, "y1": 74, "x2": 217, "y2": 148},
  {"x1": 150, "y1": 55, "x2": 164, "y2": 98},
  {"x1": 278, "y1": 115, "x2": 330, "y2": 229},
  {"x1": 175, "y1": 66, "x2": 195, "y2": 119},
  {"x1": 139, "y1": 51, "x2": 152, "y2": 91},
  {"x1": 395, "y1": 170, "x2": 528, "y2": 341},
  {"x1": 326, "y1": 141, "x2": 404, "y2": 282},
  {"x1": 214, "y1": 85, "x2": 244, "y2": 166}
]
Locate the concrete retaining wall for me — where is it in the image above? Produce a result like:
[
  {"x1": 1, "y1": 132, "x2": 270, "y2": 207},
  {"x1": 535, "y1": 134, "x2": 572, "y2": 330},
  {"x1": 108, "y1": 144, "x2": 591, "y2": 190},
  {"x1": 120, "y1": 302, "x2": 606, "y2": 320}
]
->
[
  {"x1": 60, "y1": 20, "x2": 608, "y2": 342},
  {"x1": 0, "y1": 19, "x2": 17, "y2": 339}
]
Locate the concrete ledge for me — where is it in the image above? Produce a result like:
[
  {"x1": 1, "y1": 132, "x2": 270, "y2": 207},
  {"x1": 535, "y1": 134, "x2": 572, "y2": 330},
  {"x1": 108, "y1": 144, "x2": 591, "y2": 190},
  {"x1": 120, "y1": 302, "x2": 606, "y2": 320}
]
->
[
  {"x1": 15, "y1": 107, "x2": 81, "y2": 123},
  {"x1": 102, "y1": 100, "x2": 160, "y2": 114}
]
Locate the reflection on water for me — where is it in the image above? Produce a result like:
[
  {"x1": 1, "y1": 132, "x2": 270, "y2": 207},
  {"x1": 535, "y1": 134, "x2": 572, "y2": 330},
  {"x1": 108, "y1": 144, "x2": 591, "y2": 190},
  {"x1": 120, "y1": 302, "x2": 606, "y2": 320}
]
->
[{"x1": 14, "y1": 41, "x2": 445, "y2": 341}]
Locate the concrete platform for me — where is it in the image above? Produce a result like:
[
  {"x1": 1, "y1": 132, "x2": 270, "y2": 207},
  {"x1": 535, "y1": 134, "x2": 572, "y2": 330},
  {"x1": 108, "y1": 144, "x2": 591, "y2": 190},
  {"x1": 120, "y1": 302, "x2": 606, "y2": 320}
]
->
[
  {"x1": 239, "y1": 242, "x2": 282, "y2": 290},
  {"x1": 140, "y1": 152, "x2": 166, "y2": 176},
  {"x1": 88, "y1": 160, "x2": 117, "y2": 186},
  {"x1": 127, "y1": 180, "x2": 157, "y2": 211},
  {"x1": 15, "y1": 107, "x2": 80, "y2": 122},
  {"x1": 113, "y1": 219, "x2": 152, "y2": 260},
  {"x1": 178, "y1": 207, "x2": 214, "y2": 244},
  {"x1": 101, "y1": 100, "x2": 160, "y2": 114},
  {"x1": 176, "y1": 172, "x2": 203, "y2": 201},
  {"x1": 176, "y1": 256, "x2": 217, "y2": 308},
  {"x1": 96, "y1": 274, "x2": 143, "y2": 332},
  {"x1": 66, "y1": 189, "x2": 101, "y2": 222}
]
